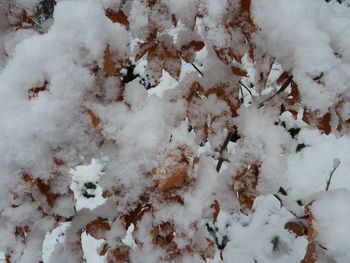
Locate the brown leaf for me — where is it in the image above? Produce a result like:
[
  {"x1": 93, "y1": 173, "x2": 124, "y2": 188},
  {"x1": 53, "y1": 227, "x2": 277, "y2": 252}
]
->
[
  {"x1": 148, "y1": 0, "x2": 157, "y2": 6},
  {"x1": 284, "y1": 221, "x2": 306, "y2": 237},
  {"x1": 27, "y1": 81, "x2": 48, "y2": 100},
  {"x1": 9, "y1": 10, "x2": 36, "y2": 29},
  {"x1": 157, "y1": 167, "x2": 188, "y2": 192},
  {"x1": 179, "y1": 40, "x2": 205, "y2": 63},
  {"x1": 86, "y1": 219, "x2": 111, "y2": 240},
  {"x1": 103, "y1": 45, "x2": 117, "y2": 77},
  {"x1": 171, "y1": 14, "x2": 177, "y2": 27},
  {"x1": 152, "y1": 145, "x2": 195, "y2": 192},
  {"x1": 300, "y1": 242, "x2": 317, "y2": 263},
  {"x1": 276, "y1": 71, "x2": 291, "y2": 85},
  {"x1": 99, "y1": 243, "x2": 109, "y2": 256},
  {"x1": 123, "y1": 201, "x2": 152, "y2": 229},
  {"x1": 233, "y1": 162, "x2": 260, "y2": 212},
  {"x1": 214, "y1": 47, "x2": 243, "y2": 65},
  {"x1": 317, "y1": 112, "x2": 332, "y2": 135},
  {"x1": 286, "y1": 81, "x2": 301, "y2": 106},
  {"x1": 151, "y1": 222, "x2": 180, "y2": 259},
  {"x1": 22, "y1": 173, "x2": 58, "y2": 208},
  {"x1": 86, "y1": 108, "x2": 101, "y2": 130},
  {"x1": 15, "y1": 225, "x2": 31, "y2": 241},
  {"x1": 36, "y1": 179, "x2": 59, "y2": 208},
  {"x1": 210, "y1": 200, "x2": 220, "y2": 221},
  {"x1": 147, "y1": 34, "x2": 181, "y2": 81},
  {"x1": 105, "y1": 9, "x2": 129, "y2": 27},
  {"x1": 108, "y1": 246, "x2": 130, "y2": 263},
  {"x1": 231, "y1": 66, "x2": 248, "y2": 77}
]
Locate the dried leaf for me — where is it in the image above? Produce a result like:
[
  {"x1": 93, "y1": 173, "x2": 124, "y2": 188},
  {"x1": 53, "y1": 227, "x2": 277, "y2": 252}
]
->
[
  {"x1": 123, "y1": 201, "x2": 152, "y2": 229},
  {"x1": 99, "y1": 243, "x2": 109, "y2": 256},
  {"x1": 276, "y1": 71, "x2": 291, "y2": 85},
  {"x1": 147, "y1": 34, "x2": 181, "y2": 82},
  {"x1": 15, "y1": 225, "x2": 31, "y2": 241},
  {"x1": 108, "y1": 246, "x2": 130, "y2": 263},
  {"x1": 36, "y1": 179, "x2": 59, "y2": 208},
  {"x1": 152, "y1": 145, "x2": 195, "y2": 192},
  {"x1": 105, "y1": 9, "x2": 129, "y2": 27},
  {"x1": 86, "y1": 109, "x2": 101, "y2": 130},
  {"x1": 158, "y1": 167, "x2": 187, "y2": 192},
  {"x1": 300, "y1": 242, "x2": 317, "y2": 263},
  {"x1": 22, "y1": 173, "x2": 58, "y2": 207},
  {"x1": 317, "y1": 112, "x2": 332, "y2": 135},
  {"x1": 171, "y1": 14, "x2": 177, "y2": 27},
  {"x1": 214, "y1": 47, "x2": 243, "y2": 64},
  {"x1": 103, "y1": 45, "x2": 117, "y2": 77},
  {"x1": 210, "y1": 200, "x2": 220, "y2": 221},
  {"x1": 27, "y1": 81, "x2": 48, "y2": 100},
  {"x1": 284, "y1": 221, "x2": 306, "y2": 237},
  {"x1": 86, "y1": 219, "x2": 111, "y2": 240},
  {"x1": 179, "y1": 40, "x2": 205, "y2": 63},
  {"x1": 233, "y1": 162, "x2": 260, "y2": 212},
  {"x1": 231, "y1": 66, "x2": 248, "y2": 77}
]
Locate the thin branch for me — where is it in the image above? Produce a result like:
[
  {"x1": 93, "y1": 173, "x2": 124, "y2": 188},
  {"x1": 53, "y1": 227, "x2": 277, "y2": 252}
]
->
[
  {"x1": 177, "y1": 50, "x2": 204, "y2": 77},
  {"x1": 326, "y1": 158, "x2": 340, "y2": 191},
  {"x1": 240, "y1": 87, "x2": 244, "y2": 103},
  {"x1": 258, "y1": 75, "x2": 293, "y2": 108},
  {"x1": 216, "y1": 132, "x2": 234, "y2": 172},
  {"x1": 239, "y1": 80, "x2": 253, "y2": 97},
  {"x1": 190, "y1": 62, "x2": 204, "y2": 77}
]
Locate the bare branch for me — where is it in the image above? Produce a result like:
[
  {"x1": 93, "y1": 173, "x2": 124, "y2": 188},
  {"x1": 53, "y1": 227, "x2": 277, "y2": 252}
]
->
[
  {"x1": 326, "y1": 158, "x2": 340, "y2": 191},
  {"x1": 258, "y1": 76, "x2": 293, "y2": 108},
  {"x1": 216, "y1": 132, "x2": 234, "y2": 172},
  {"x1": 239, "y1": 80, "x2": 253, "y2": 97}
]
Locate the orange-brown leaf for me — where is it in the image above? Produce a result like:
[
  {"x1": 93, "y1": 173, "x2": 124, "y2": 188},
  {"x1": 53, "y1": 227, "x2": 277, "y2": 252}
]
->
[
  {"x1": 99, "y1": 243, "x2": 109, "y2": 256},
  {"x1": 147, "y1": 34, "x2": 181, "y2": 82},
  {"x1": 86, "y1": 219, "x2": 111, "y2": 240},
  {"x1": 210, "y1": 200, "x2": 220, "y2": 221},
  {"x1": 301, "y1": 242, "x2": 317, "y2": 263},
  {"x1": 231, "y1": 66, "x2": 248, "y2": 77},
  {"x1": 105, "y1": 9, "x2": 129, "y2": 27},
  {"x1": 123, "y1": 202, "x2": 152, "y2": 229},
  {"x1": 276, "y1": 71, "x2": 291, "y2": 85},
  {"x1": 152, "y1": 145, "x2": 195, "y2": 192},
  {"x1": 36, "y1": 179, "x2": 59, "y2": 208},
  {"x1": 179, "y1": 40, "x2": 205, "y2": 63},
  {"x1": 157, "y1": 167, "x2": 188, "y2": 192},
  {"x1": 103, "y1": 45, "x2": 117, "y2": 77},
  {"x1": 87, "y1": 109, "x2": 101, "y2": 130},
  {"x1": 234, "y1": 162, "x2": 260, "y2": 212},
  {"x1": 317, "y1": 112, "x2": 332, "y2": 135},
  {"x1": 284, "y1": 221, "x2": 306, "y2": 237},
  {"x1": 108, "y1": 246, "x2": 130, "y2": 263},
  {"x1": 214, "y1": 47, "x2": 243, "y2": 64}
]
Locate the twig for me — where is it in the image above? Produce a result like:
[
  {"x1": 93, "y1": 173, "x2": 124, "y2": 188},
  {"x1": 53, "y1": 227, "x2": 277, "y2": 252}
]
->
[
  {"x1": 240, "y1": 87, "x2": 244, "y2": 103},
  {"x1": 239, "y1": 80, "x2": 253, "y2": 97},
  {"x1": 216, "y1": 132, "x2": 234, "y2": 172},
  {"x1": 258, "y1": 76, "x2": 293, "y2": 108},
  {"x1": 190, "y1": 62, "x2": 204, "y2": 77},
  {"x1": 177, "y1": 50, "x2": 204, "y2": 77},
  {"x1": 326, "y1": 158, "x2": 340, "y2": 191}
]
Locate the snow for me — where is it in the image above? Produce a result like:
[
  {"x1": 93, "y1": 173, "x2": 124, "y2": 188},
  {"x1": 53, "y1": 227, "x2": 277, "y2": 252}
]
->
[
  {"x1": 122, "y1": 223, "x2": 137, "y2": 250},
  {"x1": 219, "y1": 195, "x2": 307, "y2": 263},
  {"x1": 311, "y1": 189, "x2": 350, "y2": 262},
  {"x1": 1, "y1": 0, "x2": 350, "y2": 262}
]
